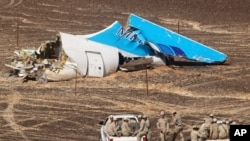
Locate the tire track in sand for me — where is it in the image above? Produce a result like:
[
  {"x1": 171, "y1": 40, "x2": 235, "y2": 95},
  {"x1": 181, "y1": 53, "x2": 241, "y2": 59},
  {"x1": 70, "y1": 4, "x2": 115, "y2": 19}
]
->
[
  {"x1": 0, "y1": 0, "x2": 23, "y2": 9},
  {"x1": 2, "y1": 90, "x2": 30, "y2": 141}
]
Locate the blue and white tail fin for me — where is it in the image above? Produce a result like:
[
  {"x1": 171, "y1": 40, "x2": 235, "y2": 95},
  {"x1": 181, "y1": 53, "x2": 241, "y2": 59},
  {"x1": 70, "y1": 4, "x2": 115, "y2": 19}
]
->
[{"x1": 128, "y1": 14, "x2": 227, "y2": 63}]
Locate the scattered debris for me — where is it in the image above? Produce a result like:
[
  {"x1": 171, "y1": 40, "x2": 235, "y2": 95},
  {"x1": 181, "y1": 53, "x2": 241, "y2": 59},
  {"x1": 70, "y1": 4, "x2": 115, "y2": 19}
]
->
[{"x1": 5, "y1": 14, "x2": 227, "y2": 82}]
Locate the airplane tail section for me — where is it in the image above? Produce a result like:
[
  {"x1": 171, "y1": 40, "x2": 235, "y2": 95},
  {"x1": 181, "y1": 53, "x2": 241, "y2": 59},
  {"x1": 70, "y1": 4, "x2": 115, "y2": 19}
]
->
[{"x1": 128, "y1": 14, "x2": 227, "y2": 63}]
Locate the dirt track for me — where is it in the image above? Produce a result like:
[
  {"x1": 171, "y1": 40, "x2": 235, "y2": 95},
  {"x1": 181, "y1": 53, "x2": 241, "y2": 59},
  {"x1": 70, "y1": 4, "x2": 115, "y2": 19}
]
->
[{"x1": 0, "y1": 0, "x2": 250, "y2": 141}]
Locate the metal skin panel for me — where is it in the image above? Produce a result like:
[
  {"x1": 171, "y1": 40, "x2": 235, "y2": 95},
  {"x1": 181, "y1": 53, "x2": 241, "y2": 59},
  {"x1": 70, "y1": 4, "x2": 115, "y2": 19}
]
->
[
  {"x1": 86, "y1": 52, "x2": 104, "y2": 77},
  {"x1": 128, "y1": 14, "x2": 227, "y2": 63},
  {"x1": 60, "y1": 32, "x2": 88, "y2": 75},
  {"x1": 84, "y1": 14, "x2": 227, "y2": 63},
  {"x1": 60, "y1": 32, "x2": 119, "y2": 78},
  {"x1": 85, "y1": 21, "x2": 154, "y2": 57},
  {"x1": 45, "y1": 62, "x2": 78, "y2": 81},
  {"x1": 82, "y1": 39, "x2": 119, "y2": 77}
]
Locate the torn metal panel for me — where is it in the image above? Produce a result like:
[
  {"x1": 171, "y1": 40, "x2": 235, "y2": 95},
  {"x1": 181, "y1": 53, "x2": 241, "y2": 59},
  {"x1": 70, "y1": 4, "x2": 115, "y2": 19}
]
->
[
  {"x1": 4, "y1": 13, "x2": 228, "y2": 82},
  {"x1": 120, "y1": 58, "x2": 153, "y2": 68},
  {"x1": 46, "y1": 32, "x2": 119, "y2": 80},
  {"x1": 80, "y1": 21, "x2": 154, "y2": 57},
  {"x1": 84, "y1": 14, "x2": 227, "y2": 64},
  {"x1": 128, "y1": 14, "x2": 227, "y2": 63},
  {"x1": 60, "y1": 32, "x2": 88, "y2": 75},
  {"x1": 5, "y1": 32, "x2": 120, "y2": 82},
  {"x1": 120, "y1": 57, "x2": 153, "y2": 71},
  {"x1": 45, "y1": 61, "x2": 78, "y2": 81}
]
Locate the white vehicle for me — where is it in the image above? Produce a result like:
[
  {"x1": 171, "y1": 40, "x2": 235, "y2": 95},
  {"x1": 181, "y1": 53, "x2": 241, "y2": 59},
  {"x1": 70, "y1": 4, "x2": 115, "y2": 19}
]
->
[{"x1": 99, "y1": 114, "x2": 147, "y2": 141}]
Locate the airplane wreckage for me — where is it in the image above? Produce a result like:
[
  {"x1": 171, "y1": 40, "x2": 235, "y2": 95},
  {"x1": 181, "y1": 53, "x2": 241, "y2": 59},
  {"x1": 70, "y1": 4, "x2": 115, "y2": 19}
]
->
[{"x1": 5, "y1": 14, "x2": 227, "y2": 82}]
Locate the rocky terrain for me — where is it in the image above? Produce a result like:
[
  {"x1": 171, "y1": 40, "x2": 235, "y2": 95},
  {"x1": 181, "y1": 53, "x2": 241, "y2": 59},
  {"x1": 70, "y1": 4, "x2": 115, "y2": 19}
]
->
[{"x1": 0, "y1": 0, "x2": 249, "y2": 140}]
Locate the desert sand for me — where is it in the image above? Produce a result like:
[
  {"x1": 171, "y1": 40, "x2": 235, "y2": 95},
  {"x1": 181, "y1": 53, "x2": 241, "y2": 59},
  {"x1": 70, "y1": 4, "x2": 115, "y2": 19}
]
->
[{"x1": 0, "y1": 0, "x2": 249, "y2": 140}]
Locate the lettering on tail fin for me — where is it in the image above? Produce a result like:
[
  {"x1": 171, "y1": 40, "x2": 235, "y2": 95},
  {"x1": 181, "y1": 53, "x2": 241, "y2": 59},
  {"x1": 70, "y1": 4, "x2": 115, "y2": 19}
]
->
[{"x1": 116, "y1": 27, "x2": 143, "y2": 44}]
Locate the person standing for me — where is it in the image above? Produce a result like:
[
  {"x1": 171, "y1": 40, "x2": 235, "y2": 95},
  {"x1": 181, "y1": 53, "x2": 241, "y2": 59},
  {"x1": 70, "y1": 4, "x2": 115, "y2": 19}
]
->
[
  {"x1": 218, "y1": 120, "x2": 228, "y2": 139},
  {"x1": 156, "y1": 111, "x2": 169, "y2": 141},
  {"x1": 144, "y1": 115, "x2": 151, "y2": 141},
  {"x1": 190, "y1": 125, "x2": 199, "y2": 141},
  {"x1": 198, "y1": 118, "x2": 211, "y2": 141},
  {"x1": 209, "y1": 118, "x2": 219, "y2": 139},
  {"x1": 225, "y1": 120, "x2": 230, "y2": 138},
  {"x1": 171, "y1": 111, "x2": 184, "y2": 141}
]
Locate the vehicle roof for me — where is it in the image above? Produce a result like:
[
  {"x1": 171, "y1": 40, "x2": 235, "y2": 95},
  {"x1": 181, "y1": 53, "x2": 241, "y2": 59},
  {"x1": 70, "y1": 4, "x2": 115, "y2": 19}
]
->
[{"x1": 108, "y1": 114, "x2": 138, "y2": 119}]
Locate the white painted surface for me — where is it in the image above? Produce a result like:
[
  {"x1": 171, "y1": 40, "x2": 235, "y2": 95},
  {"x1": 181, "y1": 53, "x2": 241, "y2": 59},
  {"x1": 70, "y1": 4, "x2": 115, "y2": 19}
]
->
[
  {"x1": 82, "y1": 38, "x2": 119, "y2": 76},
  {"x1": 58, "y1": 32, "x2": 119, "y2": 79},
  {"x1": 60, "y1": 32, "x2": 88, "y2": 75},
  {"x1": 45, "y1": 61, "x2": 78, "y2": 81},
  {"x1": 86, "y1": 52, "x2": 104, "y2": 77}
]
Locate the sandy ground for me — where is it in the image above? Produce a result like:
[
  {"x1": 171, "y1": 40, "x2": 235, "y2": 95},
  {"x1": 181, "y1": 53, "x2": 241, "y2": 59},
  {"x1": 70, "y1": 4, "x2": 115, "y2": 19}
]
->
[{"x1": 0, "y1": 0, "x2": 249, "y2": 141}]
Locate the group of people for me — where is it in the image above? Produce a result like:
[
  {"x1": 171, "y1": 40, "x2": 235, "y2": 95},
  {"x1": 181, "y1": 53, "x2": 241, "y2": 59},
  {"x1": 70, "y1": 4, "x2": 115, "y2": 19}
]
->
[
  {"x1": 156, "y1": 111, "x2": 185, "y2": 141},
  {"x1": 190, "y1": 114, "x2": 236, "y2": 141},
  {"x1": 105, "y1": 110, "x2": 184, "y2": 141},
  {"x1": 105, "y1": 114, "x2": 151, "y2": 141},
  {"x1": 105, "y1": 112, "x2": 236, "y2": 141}
]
